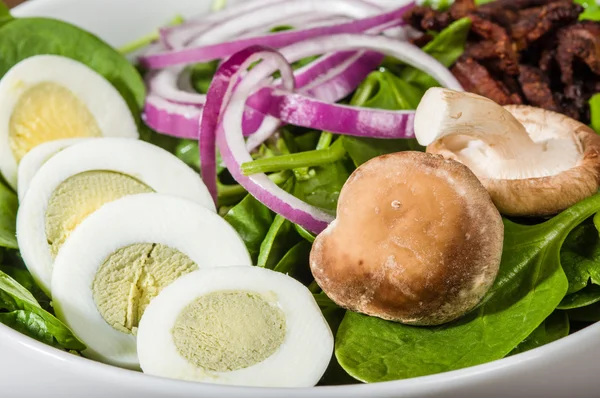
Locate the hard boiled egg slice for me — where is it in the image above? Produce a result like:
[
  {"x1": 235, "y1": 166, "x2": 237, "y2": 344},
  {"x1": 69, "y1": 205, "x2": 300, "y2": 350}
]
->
[
  {"x1": 137, "y1": 266, "x2": 334, "y2": 387},
  {"x1": 17, "y1": 138, "x2": 89, "y2": 202},
  {"x1": 0, "y1": 55, "x2": 138, "y2": 189},
  {"x1": 17, "y1": 138, "x2": 214, "y2": 296},
  {"x1": 51, "y1": 193, "x2": 251, "y2": 369}
]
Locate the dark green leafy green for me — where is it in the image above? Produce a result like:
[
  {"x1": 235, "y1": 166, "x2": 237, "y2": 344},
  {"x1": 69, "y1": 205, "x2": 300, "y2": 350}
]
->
[
  {"x1": 558, "y1": 285, "x2": 600, "y2": 310},
  {"x1": 273, "y1": 240, "x2": 312, "y2": 284},
  {"x1": 0, "y1": 269, "x2": 84, "y2": 350},
  {"x1": 509, "y1": 311, "x2": 569, "y2": 355},
  {"x1": 294, "y1": 224, "x2": 316, "y2": 243},
  {"x1": 336, "y1": 193, "x2": 600, "y2": 382},
  {"x1": 257, "y1": 215, "x2": 301, "y2": 269},
  {"x1": 567, "y1": 302, "x2": 600, "y2": 322},
  {"x1": 0, "y1": 18, "x2": 145, "y2": 116},
  {"x1": 0, "y1": 265, "x2": 51, "y2": 311},
  {"x1": 0, "y1": 181, "x2": 18, "y2": 249},
  {"x1": 342, "y1": 69, "x2": 423, "y2": 167},
  {"x1": 293, "y1": 161, "x2": 350, "y2": 212},
  {"x1": 224, "y1": 194, "x2": 274, "y2": 263},
  {"x1": 190, "y1": 61, "x2": 219, "y2": 94},
  {"x1": 560, "y1": 220, "x2": 600, "y2": 294}
]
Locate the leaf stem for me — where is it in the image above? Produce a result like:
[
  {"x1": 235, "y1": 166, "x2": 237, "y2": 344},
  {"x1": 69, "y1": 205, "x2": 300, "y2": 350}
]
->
[
  {"x1": 118, "y1": 15, "x2": 184, "y2": 55},
  {"x1": 241, "y1": 138, "x2": 346, "y2": 175}
]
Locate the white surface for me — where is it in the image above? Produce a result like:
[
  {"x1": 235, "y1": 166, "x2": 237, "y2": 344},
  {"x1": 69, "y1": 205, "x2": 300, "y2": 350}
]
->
[
  {"x1": 17, "y1": 138, "x2": 215, "y2": 295},
  {"x1": 51, "y1": 194, "x2": 251, "y2": 369},
  {"x1": 138, "y1": 267, "x2": 333, "y2": 387},
  {"x1": 0, "y1": 55, "x2": 138, "y2": 188},
  {"x1": 2, "y1": 0, "x2": 600, "y2": 397}
]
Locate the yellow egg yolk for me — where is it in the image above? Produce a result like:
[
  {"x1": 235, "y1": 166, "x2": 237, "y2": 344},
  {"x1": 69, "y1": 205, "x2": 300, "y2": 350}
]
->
[
  {"x1": 45, "y1": 171, "x2": 153, "y2": 258},
  {"x1": 9, "y1": 82, "x2": 103, "y2": 162}
]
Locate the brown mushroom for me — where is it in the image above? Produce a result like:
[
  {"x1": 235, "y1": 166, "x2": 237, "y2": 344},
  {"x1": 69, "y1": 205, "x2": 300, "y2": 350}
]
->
[
  {"x1": 309, "y1": 151, "x2": 504, "y2": 326},
  {"x1": 415, "y1": 88, "x2": 600, "y2": 217}
]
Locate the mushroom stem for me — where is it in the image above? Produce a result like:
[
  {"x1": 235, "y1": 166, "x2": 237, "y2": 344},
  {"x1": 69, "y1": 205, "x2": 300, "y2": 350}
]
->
[{"x1": 414, "y1": 88, "x2": 542, "y2": 159}]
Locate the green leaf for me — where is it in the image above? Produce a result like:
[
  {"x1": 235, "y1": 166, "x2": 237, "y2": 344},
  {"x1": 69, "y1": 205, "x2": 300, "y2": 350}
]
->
[
  {"x1": 335, "y1": 193, "x2": 600, "y2": 382},
  {"x1": 567, "y1": 301, "x2": 600, "y2": 322},
  {"x1": 575, "y1": 0, "x2": 600, "y2": 21},
  {"x1": 0, "y1": 265, "x2": 51, "y2": 311},
  {"x1": 342, "y1": 70, "x2": 424, "y2": 167},
  {"x1": 224, "y1": 194, "x2": 274, "y2": 263},
  {"x1": 257, "y1": 215, "x2": 301, "y2": 269},
  {"x1": 0, "y1": 1, "x2": 11, "y2": 25},
  {"x1": 560, "y1": 220, "x2": 600, "y2": 294},
  {"x1": 190, "y1": 61, "x2": 219, "y2": 94},
  {"x1": 0, "y1": 180, "x2": 18, "y2": 249},
  {"x1": 590, "y1": 94, "x2": 600, "y2": 133},
  {"x1": 558, "y1": 285, "x2": 600, "y2": 310},
  {"x1": 293, "y1": 161, "x2": 351, "y2": 212},
  {"x1": 294, "y1": 224, "x2": 316, "y2": 243},
  {"x1": 273, "y1": 240, "x2": 312, "y2": 284},
  {"x1": 0, "y1": 270, "x2": 84, "y2": 350},
  {"x1": 509, "y1": 311, "x2": 569, "y2": 355},
  {"x1": 0, "y1": 18, "x2": 145, "y2": 117},
  {"x1": 399, "y1": 18, "x2": 472, "y2": 90}
]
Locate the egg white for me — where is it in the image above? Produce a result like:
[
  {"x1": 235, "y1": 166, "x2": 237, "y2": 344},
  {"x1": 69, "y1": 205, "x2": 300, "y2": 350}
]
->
[
  {"x1": 17, "y1": 138, "x2": 90, "y2": 202},
  {"x1": 0, "y1": 55, "x2": 139, "y2": 189},
  {"x1": 137, "y1": 266, "x2": 334, "y2": 387},
  {"x1": 51, "y1": 193, "x2": 251, "y2": 369},
  {"x1": 17, "y1": 138, "x2": 215, "y2": 296}
]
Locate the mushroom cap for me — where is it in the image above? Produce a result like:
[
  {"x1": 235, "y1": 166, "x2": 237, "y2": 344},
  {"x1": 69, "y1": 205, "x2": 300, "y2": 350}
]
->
[
  {"x1": 428, "y1": 105, "x2": 600, "y2": 217},
  {"x1": 309, "y1": 151, "x2": 504, "y2": 326}
]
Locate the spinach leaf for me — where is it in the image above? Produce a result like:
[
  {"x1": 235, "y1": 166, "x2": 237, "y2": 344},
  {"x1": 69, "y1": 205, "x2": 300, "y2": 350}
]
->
[
  {"x1": 293, "y1": 161, "x2": 350, "y2": 212},
  {"x1": 0, "y1": 18, "x2": 145, "y2": 116},
  {"x1": 399, "y1": 18, "x2": 472, "y2": 90},
  {"x1": 342, "y1": 70, "x2": 424, "y2": 167},
  {"x1": 509, "y1": 311, "x2": 569, "y2": 355},
  {"x1": 575, "y1": 0, "x2": 600, "y2": 21},
  {"x1": 558, "y1": 285, "x2": 600, "y2": 310},
  {"x1": 273, "y1": 240, "x2": 312, "y2": 284},
  {"x1": 294, "y1": 224, "x2": 316, "y2": 243},
  {"x1": 314, "y1": 293, "x2": 355, "y2": 386},
  {"x1": 335, "y1": 193, "x2": 600, "y2": 382},
  {"x1": 0, "y1": 1, "x2": 10, "y2": 25},
  {"x1": 567, "y1": 302, "x2": 600, "y2": 322},
  {"x1": 174, "y1": 139, "x2": 201, "y2": 172},
  {"x1": 0, "y1": 270, "x2": 84, "y2": 350},
  {"x1": 590, "y1": 94, "x2": 600, "y2": 133},
  {"x1": 560, "y1": 220, "x2": 600, "y2": 294},
  {"x1": 224, "y1": 194, "x2": 274, "y2": 263},
  {"x1": 0, "y1": 180, "x2": 18, "y2": 249},
  {"x1": 257, "y1": 215, "x2": 301, "y2": 269},
  {"x1": 190, "y1": 61, "x2": 219, "y2": 94},
  {"x1": 0, "y1": 265, "x2": 51, "y2": 311}
]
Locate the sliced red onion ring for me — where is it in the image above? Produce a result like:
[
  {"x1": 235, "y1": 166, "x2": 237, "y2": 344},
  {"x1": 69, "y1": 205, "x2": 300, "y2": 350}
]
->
[
  {"x1": 190, "y1": 0, "x2": 380, "y2": 47},
  {"x1": 143, "y1": 95, "x2": 202, "y2": 139},
  {"x1": 141, "y1": 5, "x2": 413, "y2": 69},
  {"x1": 249, "y1": 34, "x2": 463, "y2": 138},
  {"x1": 148, "y1": 67, "x2": 205, "y2": 105},
  {"x1": 207, "y1": 46, "x2": 333, "y2": 232},
  {"x1": 161, "y1": 0, "x2": 288, "y2": 49}
]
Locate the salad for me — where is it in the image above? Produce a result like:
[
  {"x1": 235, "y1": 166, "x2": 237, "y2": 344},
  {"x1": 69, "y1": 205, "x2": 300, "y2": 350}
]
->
[{"x1": 0, "y1": 0, "x2": 600, "y2": 389}]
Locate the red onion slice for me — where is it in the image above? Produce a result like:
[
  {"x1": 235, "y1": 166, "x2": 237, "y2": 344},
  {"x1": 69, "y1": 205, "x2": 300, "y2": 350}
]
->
[
  {"x1": 141, "y1": 5, "x2": 413, "y2": 69},
  {"x1": 208, "y1": 46, "x2": 334, "y2": 232},
  {"x1": 143, "y1": 95, "x2": 202, "y2": 139}
]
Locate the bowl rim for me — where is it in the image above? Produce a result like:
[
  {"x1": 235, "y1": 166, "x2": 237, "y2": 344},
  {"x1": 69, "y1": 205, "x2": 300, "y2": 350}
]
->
[
  {"x1": 2, "y1": 309, "x2": 598, "y2": 395},
  {"x1": 7, "y1": 0, "x2": 598, "y2": 395}
]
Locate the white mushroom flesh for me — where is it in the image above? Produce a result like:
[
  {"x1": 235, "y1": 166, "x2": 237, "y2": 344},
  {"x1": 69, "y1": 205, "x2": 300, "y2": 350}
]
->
[{"x1": 414, "y1": 88, "x2": 582, "y2": 180}]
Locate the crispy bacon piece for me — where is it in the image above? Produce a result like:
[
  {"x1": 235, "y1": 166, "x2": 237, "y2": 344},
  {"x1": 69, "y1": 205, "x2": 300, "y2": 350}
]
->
[
  {"x1": 449, "y1": 0, "x2": 477, "y2": 20},
  {"x1": 465, "y1": 15, "x2": 520, "y2": 75},
  {"x1": 518, "y1": 65, "x2": 562, "y2": 112},
  {"x1": 510, "y1": 1, "x2": 582, "y2": 50},
  {"x1": 556, "y1": 22, "x2": 600, "y2": 86},
  {"x1": 451, "y1": 57, "x2": 521, "y2": 105},
  {"x1": 403, "y1": 6, "x2": 452, "y2": 32}
]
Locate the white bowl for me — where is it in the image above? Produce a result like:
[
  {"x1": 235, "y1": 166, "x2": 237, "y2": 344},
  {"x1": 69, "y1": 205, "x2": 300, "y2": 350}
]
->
[{"x1": 3, "y1": 1, "x2": 600, "y2": 397}]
